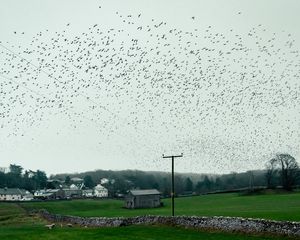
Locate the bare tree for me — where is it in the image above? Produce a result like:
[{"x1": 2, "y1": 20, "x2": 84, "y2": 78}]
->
[
  {"x1": 265, "y1": 158, "x2": 277, "y2": 189},
  {"x1": 276, "y1": 154, "x2": 299, "y2": 190},
  {"x1": 267, "y1": 154, "x2": 299, "y2": 190}
]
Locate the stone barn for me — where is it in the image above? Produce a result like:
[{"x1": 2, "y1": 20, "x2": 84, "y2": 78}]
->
[{"x1": 125, "y1": 189, "x2": 161, "y2": 209}]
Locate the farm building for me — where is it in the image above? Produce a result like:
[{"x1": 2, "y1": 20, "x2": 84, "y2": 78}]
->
[
  {"x1": 64, "y1": 188, "x2": 82, "y2": 199},
  {"x1": 63, "y1": 183, "x2": 84, "y2": 198},
  {"x1": 125, "y1": 189, "x2": 161, "y2": 209}
]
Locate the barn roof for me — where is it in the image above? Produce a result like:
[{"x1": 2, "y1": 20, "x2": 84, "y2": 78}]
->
[{"x1": 129, "y1": 189, "x2": 160, "y2": 196}]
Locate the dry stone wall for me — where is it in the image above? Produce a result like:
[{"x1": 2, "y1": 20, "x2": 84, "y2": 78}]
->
[{"x1": 37, "y1": 210, "x2": 300, "y2": 237}]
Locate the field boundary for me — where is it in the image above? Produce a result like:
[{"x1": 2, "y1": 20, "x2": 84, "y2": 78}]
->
[{"x1": 35, "y1": 210, "x2": 300, "y2": 237}]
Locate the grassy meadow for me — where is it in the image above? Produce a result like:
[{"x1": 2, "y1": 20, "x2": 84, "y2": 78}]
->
[
  {"x1": 0, "y1": 202, "x2": 299, "y2": 240},
  {"x1": 1, "y1": 192, "x2": 300, "y2": 239},
  {"x1": 20, "y1": 192, "x2": 300, "y2": 221}
]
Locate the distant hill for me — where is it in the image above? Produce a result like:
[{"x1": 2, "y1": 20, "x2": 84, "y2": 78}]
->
[{"x1": 50, "y1": 169, "x2": 274, "y2": 196}]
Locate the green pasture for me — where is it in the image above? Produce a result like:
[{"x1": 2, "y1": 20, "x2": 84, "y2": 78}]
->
[
  {"x1": 2, "y1": 193, "x2": 300, "y2": 240},
  {"x1": 0, "y1": 202, "x2": 299, "y2": 240},
  {"x1": 20, "y1": 192, "x2": 300, "y2": 221}
]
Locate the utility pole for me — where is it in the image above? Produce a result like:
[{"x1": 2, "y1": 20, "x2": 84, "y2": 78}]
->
[{"x1": 162, "y1": 153, "x2": 183, "y2": 216}]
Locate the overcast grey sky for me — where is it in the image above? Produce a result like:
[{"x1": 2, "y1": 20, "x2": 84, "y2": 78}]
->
[{"x1": 0, "y1": 0, "x2": 299, "y2": 175}]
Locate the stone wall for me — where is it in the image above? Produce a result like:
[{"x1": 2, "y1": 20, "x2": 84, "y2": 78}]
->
[{"x1": 37, "y1": 210, "x2": 300, "y2": 237}]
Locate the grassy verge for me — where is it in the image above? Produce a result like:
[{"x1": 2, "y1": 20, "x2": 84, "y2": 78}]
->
[{"x1": 2, "y1": 224, "x2": 300, "y2": 240}]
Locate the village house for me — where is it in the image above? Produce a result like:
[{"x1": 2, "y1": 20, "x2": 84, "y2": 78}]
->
[
  {"x1": 0, "y1": 188, "x2": 33, "y2": 201},
  {"x1": 64, "y1": 183, "x2": 83, "y2": 198},
  {"x1": 94, "y1": 184, "x2": 108, "y2": 198},
  {"x1": 64, "y1": 189, "x2": 82, "y2": 199},
  {"x1": 46, "y1": 189, "x2": 65, "y2": 199},
  {"x1": 125, "y1": 189, "x2": 161, "y2": 209}
]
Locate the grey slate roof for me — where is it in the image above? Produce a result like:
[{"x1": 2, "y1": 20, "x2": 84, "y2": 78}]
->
[
  {"x1": 0, "y1": 188, "x2": 24, "y2": 195},
  {"x1": 129, "y1": 189, "x2": 161, "y2": 196}
]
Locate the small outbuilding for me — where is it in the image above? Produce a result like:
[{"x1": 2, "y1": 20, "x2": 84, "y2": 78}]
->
[{"x1": 125, "y1": 189, "x2": 161, "y2": 209}]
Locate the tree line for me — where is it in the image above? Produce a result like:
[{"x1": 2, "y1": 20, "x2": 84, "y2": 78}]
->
[
  {"x1": 0, "y1": 153, "x2": 299, "y2": 195},
  {"x1": 55, "y1": 153, "x2": 300, "y2": 196},
  {"x1": 0, "y1": 164, "x2": 48, "y2": 190}
]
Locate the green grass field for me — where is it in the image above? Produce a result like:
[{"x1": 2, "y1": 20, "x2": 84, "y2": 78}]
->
[
  {"x1": 1, "y1": 192, "x2": 300, "y2": 239},
  {"x1": 1, "y1": 202, "x2": 299, "y2": 240},
  {"x1": 20, "y1": 192, "x2": 300, "y2": 221}
]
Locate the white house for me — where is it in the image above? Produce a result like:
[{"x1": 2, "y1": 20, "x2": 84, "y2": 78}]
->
[
  {"x1": 94, "y1": 184, "x2": 108, "y2": 198},
  {"x1": 0, "y1": 188, "x2": 33, "y2": 201}
]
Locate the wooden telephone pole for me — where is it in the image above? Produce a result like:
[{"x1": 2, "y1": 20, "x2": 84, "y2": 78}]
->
[{"x1": 162, "y1": 153, "x2": 183, "y2": 216}]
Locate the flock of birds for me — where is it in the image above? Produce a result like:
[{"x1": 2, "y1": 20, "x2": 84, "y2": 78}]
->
[{"x1": 0, "y1": 10, "x2": 299, "y2": 173}]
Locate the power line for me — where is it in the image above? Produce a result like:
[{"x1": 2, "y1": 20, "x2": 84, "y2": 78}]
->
[{"x1": 162, "y1": 153, "x2": 183, "y2": 216}]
